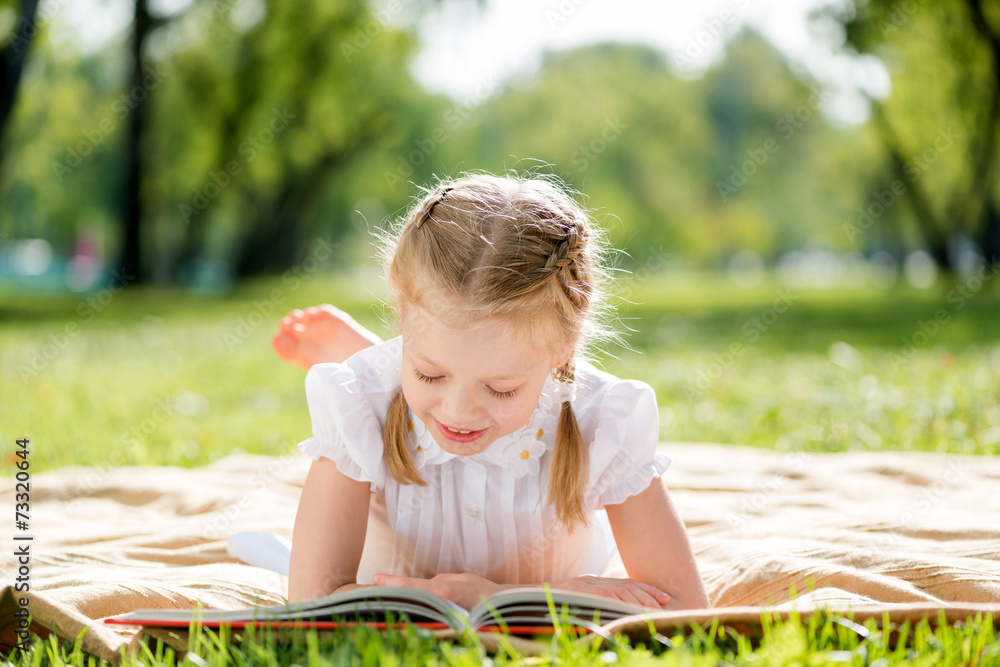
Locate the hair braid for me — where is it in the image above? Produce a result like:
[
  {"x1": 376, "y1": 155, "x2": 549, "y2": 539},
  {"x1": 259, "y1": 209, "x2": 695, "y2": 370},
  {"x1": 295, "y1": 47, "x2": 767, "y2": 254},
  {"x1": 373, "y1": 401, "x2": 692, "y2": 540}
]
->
[
  {"x1": 384, "y1": 389, "x2": 427, "y2": 486},
  {"x1": 514, "y1": 219, "x2": 584, "y2": 297},
  {"x1": 381, "y1": 173, "x2": 615, "y2": 532}
]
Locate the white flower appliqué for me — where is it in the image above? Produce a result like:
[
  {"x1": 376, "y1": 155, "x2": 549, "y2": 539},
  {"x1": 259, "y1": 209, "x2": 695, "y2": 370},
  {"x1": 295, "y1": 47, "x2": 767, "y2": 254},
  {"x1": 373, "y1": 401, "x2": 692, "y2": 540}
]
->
[
  {"x1": 408, "y1": 415, "x2": 431, "y2": 468},
  {"x1": 503, "y1": 437, "x2": 547, "y2": 477},
  {"x1": 502, "y1": 400, "x2": 560, "y2": 477}
]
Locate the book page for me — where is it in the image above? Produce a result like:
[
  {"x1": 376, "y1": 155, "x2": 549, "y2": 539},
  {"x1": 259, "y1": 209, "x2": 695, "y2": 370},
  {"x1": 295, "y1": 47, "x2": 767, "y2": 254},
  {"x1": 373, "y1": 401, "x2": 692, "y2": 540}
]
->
[{"x1": 468, "y1": 588, "x2": 649, "y2": 630}]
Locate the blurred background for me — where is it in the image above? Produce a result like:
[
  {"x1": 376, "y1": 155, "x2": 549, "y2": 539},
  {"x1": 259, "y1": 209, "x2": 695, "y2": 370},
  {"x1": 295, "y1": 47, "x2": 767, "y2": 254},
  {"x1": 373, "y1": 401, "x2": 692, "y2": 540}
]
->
[{"x1": 2, "y1": 0, "x2": 999, "y2": 471}]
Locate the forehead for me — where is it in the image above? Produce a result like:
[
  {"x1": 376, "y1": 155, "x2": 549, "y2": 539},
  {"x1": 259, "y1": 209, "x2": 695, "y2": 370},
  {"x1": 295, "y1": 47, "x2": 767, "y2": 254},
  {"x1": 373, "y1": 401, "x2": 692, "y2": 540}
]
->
[{"x1": 401, "y1": 305, "x2": 555, "y2": 375}]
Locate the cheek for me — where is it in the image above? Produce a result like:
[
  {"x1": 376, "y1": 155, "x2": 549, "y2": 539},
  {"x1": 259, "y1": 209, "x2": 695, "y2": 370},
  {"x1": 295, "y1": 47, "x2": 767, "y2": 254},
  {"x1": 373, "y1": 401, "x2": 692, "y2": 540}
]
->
[
  {"x1": 400, "y1": 376, "x2": 432, "y2": 414},
  {"x1": 491, "y1": 395, "x2": 539, "y2": 431}
]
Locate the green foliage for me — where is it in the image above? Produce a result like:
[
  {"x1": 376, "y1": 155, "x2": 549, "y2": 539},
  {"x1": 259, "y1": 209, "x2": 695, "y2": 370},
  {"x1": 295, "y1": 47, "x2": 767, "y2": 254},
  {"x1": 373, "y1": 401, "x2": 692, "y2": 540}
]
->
[
  {"x1": 1, "y1": 5, "x2": 886, "y2": 279},
  {"x1": 823, "y1": 0, "x2": 1000, "y2": 261},
  {"x1": 436, "y1": 34, "x2": 879, "y2": 264},
  {"x1": 2, "y1": 272, "x2": 998, "y2": 473},
  {"x1": 6, "y1": 606, "x2": 997, "y2": 665}
]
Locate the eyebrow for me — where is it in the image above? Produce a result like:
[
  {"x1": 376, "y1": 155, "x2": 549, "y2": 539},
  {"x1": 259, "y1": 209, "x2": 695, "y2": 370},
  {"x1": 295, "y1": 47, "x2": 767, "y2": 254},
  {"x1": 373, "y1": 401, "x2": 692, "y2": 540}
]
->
[{"x1": 410, "y1": 350, "x2": 525, "y2": 381}]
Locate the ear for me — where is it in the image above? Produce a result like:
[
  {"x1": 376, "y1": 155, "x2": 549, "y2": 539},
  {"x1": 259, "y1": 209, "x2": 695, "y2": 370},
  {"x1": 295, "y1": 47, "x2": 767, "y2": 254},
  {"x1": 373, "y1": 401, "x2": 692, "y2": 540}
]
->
[{"x1": 553, "y1": 340, "x2": 577, "y2": 370}]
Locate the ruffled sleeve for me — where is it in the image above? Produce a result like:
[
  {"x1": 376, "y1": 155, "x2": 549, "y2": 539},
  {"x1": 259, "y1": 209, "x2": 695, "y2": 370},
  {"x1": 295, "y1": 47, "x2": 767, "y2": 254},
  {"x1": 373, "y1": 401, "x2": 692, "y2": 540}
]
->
[
  {"x1": 585, "y1": 379, "x2": 670, "y2": 508},
  {"x1": 297, "y1": 363, "x2": 388, "y2": 493}
]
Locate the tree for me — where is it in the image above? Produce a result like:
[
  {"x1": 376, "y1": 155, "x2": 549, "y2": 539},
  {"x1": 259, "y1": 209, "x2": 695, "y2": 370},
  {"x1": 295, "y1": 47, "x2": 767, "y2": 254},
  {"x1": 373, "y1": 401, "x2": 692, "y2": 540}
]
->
[
  {"x1": 822, "y1": 0, "x2": 1000, "y2": 269},
  {"x1": 0, "y1": 0, "x2": 40, "y2": 179},
  {"x1": 148, "y1": 0, "x2": 447, "y2": 281}
]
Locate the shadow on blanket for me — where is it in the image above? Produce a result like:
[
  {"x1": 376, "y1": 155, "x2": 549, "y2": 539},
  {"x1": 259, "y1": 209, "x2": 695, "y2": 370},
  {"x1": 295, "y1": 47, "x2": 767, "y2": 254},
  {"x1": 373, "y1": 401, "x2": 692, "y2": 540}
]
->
[{"x1": 2, "y1": 444, "x2": 998, "y2": 662}]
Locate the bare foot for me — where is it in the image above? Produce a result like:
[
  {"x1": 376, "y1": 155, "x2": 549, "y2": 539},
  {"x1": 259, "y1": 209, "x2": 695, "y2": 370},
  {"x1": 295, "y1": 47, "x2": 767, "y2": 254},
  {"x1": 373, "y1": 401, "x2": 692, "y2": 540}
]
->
[{"x1": 273, "y1": 304, "x2": 383, "y2": 371}]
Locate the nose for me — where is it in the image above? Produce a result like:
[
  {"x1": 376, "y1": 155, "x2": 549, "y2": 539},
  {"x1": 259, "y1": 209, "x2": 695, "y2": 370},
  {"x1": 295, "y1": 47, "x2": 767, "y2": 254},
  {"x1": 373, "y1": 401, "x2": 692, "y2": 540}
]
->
[{"x1": 439, "y1": 382, "x2": 482, "y2": 427}]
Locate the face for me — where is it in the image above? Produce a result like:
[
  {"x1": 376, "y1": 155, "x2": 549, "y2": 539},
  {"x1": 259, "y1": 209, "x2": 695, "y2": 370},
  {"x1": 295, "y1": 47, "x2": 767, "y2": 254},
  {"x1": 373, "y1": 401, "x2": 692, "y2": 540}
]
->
[{"x1": 400, "y1": 304, "x2": 566, "y2": 457}]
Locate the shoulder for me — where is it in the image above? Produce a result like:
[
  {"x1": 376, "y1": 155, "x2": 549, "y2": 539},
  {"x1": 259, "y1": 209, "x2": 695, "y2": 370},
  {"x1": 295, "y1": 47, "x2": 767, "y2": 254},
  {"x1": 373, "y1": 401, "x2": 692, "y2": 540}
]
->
[
  {"x1": 571, "y1": 358, "x2": 658, "y2": 432},
  {"x1": 304, "y1": 336, "x2": 403, "y2": 421},
  {"x1": 299, "y1": 337, "x2": 403, "y2": 491},
  {"x1": 570, "y1": 360, "x2": 669, "y2": 507}
]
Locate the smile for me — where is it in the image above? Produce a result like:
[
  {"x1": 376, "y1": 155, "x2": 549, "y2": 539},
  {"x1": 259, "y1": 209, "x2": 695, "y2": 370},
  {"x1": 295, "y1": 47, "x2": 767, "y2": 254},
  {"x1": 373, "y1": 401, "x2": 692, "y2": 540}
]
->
[{"x1": 435, "y1": 419, "x2": 489, "y2": 443}]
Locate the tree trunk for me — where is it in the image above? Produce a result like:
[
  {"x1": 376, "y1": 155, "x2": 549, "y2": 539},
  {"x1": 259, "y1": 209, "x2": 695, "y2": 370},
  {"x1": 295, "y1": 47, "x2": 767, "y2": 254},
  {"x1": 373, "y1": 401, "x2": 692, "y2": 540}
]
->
[
  {"x1": 978, "y1": 198, "x2": 1000, "y2": 266},
  {"x1": 232, "y1": 133, "x2": 374, "y2": 279},
  {"x1": 117, "y1": 0, "x2": 150, "y2": 284},
  {"x1": 0, "y1": 0, "x2": 41, "y2": 179}
]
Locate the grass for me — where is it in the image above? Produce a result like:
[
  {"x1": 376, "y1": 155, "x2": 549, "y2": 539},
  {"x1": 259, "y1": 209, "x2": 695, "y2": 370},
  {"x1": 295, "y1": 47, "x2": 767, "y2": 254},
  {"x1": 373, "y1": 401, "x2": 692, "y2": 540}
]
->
[
  {"x1": 2, "y1": 268, "x2": 999, "y2": 665},
  {"x1": 11, "y1": 609, "x2": 1000, "y2": 666}
]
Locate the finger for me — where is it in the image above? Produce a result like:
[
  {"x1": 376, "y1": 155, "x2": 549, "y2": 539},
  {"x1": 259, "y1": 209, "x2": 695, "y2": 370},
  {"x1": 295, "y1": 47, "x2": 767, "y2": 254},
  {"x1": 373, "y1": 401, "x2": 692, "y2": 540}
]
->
[
  {"x1": 609, "y1": 587, "x2": 645, "y2": 608},
  {"x1": 631, "y1": 581, "x2": 671, "y2": 605},
  {"x1": 628, "y1": 588, "x2": 663, "y2": 609},
  {"x1": 597, "y1": 577, "x2": 669, "y2": 605}
]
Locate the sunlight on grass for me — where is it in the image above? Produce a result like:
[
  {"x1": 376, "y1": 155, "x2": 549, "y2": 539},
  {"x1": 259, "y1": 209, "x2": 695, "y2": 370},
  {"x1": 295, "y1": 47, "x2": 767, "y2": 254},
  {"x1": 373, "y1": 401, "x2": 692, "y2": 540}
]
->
[
  {"x1": 2, "y1": 270, "x2": 998, "y2": 665},
  {"x1": 2, "y1": 270, "x2": 999, "y2": 471},
  {"x1": 10, "y1": 609, "x2": 998, "y2": 666}
]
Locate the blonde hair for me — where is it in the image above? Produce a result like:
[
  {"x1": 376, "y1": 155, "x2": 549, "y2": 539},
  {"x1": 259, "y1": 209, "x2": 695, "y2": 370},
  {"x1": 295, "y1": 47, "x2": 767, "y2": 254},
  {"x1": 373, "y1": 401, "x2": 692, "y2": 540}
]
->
[{"x1": 379, "y1": 173, "x2": 611, "y2": 530}]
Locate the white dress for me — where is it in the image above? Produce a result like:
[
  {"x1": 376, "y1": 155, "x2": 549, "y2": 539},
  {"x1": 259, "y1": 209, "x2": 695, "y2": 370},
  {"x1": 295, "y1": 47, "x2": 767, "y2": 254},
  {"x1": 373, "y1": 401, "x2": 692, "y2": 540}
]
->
[{"x1": 298, "y1": 336, "x2": 670, "y2": 586}]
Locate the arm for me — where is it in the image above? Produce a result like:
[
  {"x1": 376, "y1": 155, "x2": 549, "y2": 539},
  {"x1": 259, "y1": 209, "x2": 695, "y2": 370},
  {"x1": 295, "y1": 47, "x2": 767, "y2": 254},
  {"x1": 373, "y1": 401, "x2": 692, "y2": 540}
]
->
[
  {"x1": 371, "y1": 484, "x2": 702, "y2": 610},
  {"x1": 604, "y1": 479, "x2": 709, "y2": 610},
  {"x1": 287, "y1": 456, "x2": 372, "y2": 603}
]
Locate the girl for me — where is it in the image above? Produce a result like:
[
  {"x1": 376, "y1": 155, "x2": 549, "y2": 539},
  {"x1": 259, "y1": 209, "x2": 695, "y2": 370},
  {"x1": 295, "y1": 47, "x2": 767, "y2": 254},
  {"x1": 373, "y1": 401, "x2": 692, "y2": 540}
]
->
[{"x1": 278, "y1": 173, "x2": 708, "y2": 611}]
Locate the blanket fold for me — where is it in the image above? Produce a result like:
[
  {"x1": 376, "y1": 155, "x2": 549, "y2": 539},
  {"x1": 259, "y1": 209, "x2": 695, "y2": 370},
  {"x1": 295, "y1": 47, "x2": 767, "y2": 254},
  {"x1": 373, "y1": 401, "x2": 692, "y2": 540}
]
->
[{"x1": 2, "y1": 444, "x2": 998, "y2": 663}]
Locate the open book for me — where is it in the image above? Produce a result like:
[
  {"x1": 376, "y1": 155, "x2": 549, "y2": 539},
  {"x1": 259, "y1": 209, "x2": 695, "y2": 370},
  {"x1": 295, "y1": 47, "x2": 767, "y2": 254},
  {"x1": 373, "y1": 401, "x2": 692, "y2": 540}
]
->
[{"x1": 105, "y1": 586, "x2": 651, "y2": 634}]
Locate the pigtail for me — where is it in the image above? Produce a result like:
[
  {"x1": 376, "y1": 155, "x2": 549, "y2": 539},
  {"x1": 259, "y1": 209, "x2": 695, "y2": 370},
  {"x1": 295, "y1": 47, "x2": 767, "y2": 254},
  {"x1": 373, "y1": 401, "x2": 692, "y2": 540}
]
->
[
  {"x1": 547, "y1": 361, "x2": 588, "y2": 531},
  {"x1": 383, "y1": 388, "x2": 427, "y2": 486}
]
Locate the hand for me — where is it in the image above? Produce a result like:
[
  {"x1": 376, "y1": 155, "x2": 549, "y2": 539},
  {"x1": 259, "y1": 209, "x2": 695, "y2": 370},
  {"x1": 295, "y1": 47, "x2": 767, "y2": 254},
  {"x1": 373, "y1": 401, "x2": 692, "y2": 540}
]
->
[
  {"x1": 549, "y1": 576, "x2": 671, "y2": 609},
  {"x1": 372, "y1": 572, "x2": 502, "y2": 611},
  {"x1": 273, "y1": 304, "x2": 381, "y2": 370}
]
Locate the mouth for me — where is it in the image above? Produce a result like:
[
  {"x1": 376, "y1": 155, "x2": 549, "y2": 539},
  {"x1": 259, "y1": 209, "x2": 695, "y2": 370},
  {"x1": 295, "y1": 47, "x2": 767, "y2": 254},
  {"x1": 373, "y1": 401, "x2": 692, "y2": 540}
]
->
[{"x1": 434, "y1": 419, "x2": 489, "y2": 443}]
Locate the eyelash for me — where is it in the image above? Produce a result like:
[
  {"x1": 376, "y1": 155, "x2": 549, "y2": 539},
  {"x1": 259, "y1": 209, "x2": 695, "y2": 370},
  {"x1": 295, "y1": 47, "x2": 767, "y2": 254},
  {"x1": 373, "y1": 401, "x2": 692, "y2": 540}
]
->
[{"x1": 411, "y1": 368, "x2": 519, "y2": 399}]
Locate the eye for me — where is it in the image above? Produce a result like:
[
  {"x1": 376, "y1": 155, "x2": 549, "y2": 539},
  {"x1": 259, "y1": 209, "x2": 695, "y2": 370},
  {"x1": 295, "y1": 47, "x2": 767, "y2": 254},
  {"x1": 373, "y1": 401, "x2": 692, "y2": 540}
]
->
[
  {"x1": 488, "y1": 386, "x2": 518, "y2": 400},
  {"x1": 412, "y1": 368, "x2": 442, "y2": 384}
]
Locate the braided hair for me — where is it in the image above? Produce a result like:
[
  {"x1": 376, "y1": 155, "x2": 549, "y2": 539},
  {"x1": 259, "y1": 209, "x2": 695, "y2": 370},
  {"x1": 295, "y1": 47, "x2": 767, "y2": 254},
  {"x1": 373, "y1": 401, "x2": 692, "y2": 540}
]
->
[{"x1": 379, "y1": 173, "x2": 611, "y2": 530}]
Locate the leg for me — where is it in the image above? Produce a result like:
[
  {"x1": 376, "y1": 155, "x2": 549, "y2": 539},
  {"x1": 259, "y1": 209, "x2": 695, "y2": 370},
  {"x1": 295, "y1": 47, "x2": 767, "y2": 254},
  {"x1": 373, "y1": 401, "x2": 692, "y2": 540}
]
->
[{"x1": 273, "y1": 304, "x2": 383, "y2": 370}]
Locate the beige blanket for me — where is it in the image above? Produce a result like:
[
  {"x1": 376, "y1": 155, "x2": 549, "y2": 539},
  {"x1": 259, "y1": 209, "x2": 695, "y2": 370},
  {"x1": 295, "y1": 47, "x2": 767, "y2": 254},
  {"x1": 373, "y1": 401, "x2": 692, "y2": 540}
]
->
[{"x1": 2, "y1": 444, "x2": 999, "y2": 662}]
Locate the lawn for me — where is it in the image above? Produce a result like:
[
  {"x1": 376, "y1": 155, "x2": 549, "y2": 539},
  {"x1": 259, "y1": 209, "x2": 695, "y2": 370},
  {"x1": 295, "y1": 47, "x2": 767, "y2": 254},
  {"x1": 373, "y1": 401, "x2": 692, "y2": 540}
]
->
[{"x1": 2, "y1": 268, "x2": 998, "y2": 665}]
